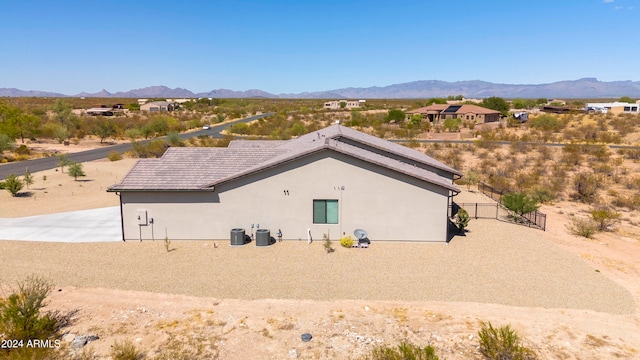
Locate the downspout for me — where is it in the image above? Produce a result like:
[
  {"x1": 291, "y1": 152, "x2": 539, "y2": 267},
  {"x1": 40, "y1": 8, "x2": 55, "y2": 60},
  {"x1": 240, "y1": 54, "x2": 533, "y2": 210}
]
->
[{"x1": 117, "y1": 192, "x2": 125, "y2": 242}]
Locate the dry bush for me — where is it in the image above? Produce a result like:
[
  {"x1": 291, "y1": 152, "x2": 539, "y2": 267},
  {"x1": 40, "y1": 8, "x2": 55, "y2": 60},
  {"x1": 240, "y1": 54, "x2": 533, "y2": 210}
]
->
[
  {"x1": 568, "y1": 217, "x2": 598, "y2": 238},
  {"x1": 110, "y1": 339, "x2": 144, "y2": 360},
  {"x1": 572, "y1": 171, "x2": 600, "y2": 203},
  {"x1": 590, "y1": 208, "x2": 621, "y2": 231},
  {"x1": 611, "y1": 193, "x2": 640, "y2": 211},
  {"x1": 477, "y1": 322, "x2": 536, "y2": 360}
]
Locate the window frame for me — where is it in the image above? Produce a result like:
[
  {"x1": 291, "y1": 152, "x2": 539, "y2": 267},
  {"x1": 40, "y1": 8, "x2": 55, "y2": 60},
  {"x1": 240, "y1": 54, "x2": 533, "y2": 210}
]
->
[{"x1": 313, "y1": 199, "x2": 339, "y2": 224}]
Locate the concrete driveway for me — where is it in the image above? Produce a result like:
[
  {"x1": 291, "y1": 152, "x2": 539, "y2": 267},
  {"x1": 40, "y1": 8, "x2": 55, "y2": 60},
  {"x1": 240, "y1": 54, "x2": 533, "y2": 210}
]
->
[{"x1": 0, "y1": 207, "x2": 121, "y2": 242}]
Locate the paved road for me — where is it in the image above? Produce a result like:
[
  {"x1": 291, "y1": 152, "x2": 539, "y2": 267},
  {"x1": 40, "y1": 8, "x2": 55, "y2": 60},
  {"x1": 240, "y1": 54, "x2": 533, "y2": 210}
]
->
[
  {"x1": 0, "y1": 113, "x2": 274, "y2": 179},
  {"x1": 389, "y1": 139, "x2": 640, "y2": 149}
]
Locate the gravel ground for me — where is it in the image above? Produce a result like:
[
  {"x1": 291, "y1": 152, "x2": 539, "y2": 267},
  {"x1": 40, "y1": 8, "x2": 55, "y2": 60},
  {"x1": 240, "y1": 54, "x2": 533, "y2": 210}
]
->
[{"x1": 0, "y1": 219, "x2": 634, "y2": 315}]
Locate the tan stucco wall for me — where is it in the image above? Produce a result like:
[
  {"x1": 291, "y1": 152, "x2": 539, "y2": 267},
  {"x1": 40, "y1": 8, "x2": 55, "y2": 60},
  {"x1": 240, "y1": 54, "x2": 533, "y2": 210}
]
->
[{"x1": 120, "y1": 151, "x2": 453, "y2": 242}]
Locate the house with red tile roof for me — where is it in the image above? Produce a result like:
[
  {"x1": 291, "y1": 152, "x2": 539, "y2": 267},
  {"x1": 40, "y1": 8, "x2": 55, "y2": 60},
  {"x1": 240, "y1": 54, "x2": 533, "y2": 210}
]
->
[{"x1": 406, "y1": 104, "x2": 500, "y2": 123}]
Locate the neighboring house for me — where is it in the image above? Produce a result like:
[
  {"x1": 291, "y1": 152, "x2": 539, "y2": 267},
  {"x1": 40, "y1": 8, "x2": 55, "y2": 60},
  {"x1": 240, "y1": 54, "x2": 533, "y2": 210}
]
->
[
  {"x1": 108, "y1": 125, "x2": 461, "y2": 242},
  {"x1": 85, "y1": 108, "x2": 114, "y2": 116},
  {"x1": 406, "y1": 104, "x2": 500, "y2": 123},
  {"x1": 324, "y1": 100, "x2": 362, "y2": 110},
  {"x1": 585, "y1": 102, "x2": 639, "y2": 114},
  {"x1": 140, "y1": 101, "x2": 176, "y2": 112}
]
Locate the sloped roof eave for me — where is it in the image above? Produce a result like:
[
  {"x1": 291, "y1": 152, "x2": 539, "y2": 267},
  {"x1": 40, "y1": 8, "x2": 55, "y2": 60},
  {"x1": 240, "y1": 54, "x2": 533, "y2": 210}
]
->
[{"x1": 206, "y1": 144, "x2": 459, "y2": 194}]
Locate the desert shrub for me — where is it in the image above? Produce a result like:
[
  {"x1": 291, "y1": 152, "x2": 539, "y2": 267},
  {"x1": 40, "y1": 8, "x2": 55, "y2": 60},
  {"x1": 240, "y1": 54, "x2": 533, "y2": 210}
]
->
[
  {"x1": 14, "y1": 144, "x2": 31, "y2": 155},
  {"x1": 501, "y1": 192, "x2": 539, "y2": 217},
  {"x1": 618, "y1": 148, "x2": 640, "y2": 160},
  {"x1": 529, "y1": 187, "x2": 556, "y2": 204},
  {"x1": 166, "y1": 131, "x2": 185, "y2": 147},
  {"x1": 130, "y1": 139, "x2": 169, "y2": 158},
  {"x1": 611, "y1": 193, "x2": 640, "y2": 211},
  {"x1": 572, "y1": 171, "x2": 600, "y2": 203},
  {"x1": 3, "y1": 173, "x2": 23, "y2": 197},
  {"x1": 110, "y1": 339, "x2": 144, "y2": 360},
  {"x1": 590, "y1": 208, "x2": 620, "y2": 231},
  {"x1": 561, "y1": 143, "x2": 582, "y2": 166},
  {"x1": 0, "y1": 133, "x2": 15, "y2": 152},
  {"x1": 0, "y1": 275, "x2": 69, "y2": 344},
  {"x1": 529, "y1": 114, "x2": 563, "y2": 132},
  {"x1": 568, "y1": 217, "x2": 598, "y2": 238},
  {"x1": 455, "y1": 208, "x2": 470, "y2": 232},
  {"x1": 340, "y1": 235, "x2": 355, "y2": 248},
  {"x1": 362, "y1": 341, "x2": 439, "y2": 360},
  {"x1": 477, "y1": 322, "x2": 536, "y2": 360},
  {"x1": 582, "y1": 144, "x2": 610, "y2": 163},
  {"x1": 229, "y1": 122, "x2": 250, "y2": 135},
  {"x1": 107, "y1": 150, "x2": 123, "y2": 161}
]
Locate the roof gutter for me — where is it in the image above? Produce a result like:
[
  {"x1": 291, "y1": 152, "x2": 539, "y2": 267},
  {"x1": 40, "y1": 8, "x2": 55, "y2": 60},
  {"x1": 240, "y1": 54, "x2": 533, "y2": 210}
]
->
[{"x1": 106, "y1": 188, "x2": 215, "y2": 193}]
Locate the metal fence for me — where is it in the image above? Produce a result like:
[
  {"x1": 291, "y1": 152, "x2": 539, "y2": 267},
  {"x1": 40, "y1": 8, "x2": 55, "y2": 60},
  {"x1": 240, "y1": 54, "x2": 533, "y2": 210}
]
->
[
  {"x1": 520, "y1": 210, "x2": 547, "y2": 231},
  {"x1": 453, "y1": 202, "x2": 546, "y2": 231},
  {"x1": 477, "y1": 182, "x2": 504, "y2": 202},
  {"x1": 454, "y1": 202, "x2": 502, "y2": 219}
]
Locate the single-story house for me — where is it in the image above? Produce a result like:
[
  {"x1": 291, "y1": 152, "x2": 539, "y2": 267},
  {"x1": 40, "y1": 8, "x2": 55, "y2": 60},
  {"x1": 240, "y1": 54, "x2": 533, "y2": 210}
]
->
[
  {"x1": 107, "y1": 125, "x2": 461, "y2": 242},
  {"x1": 140, "y1": 101, "x2": 176, "y2": 112},
  {"x1": 324, "y1": 100, "x2": 362, "y2": 110},
  {"x1": 585, "y1": 102, "x2": 639, "y2": 114},
  {"x1": 406, "y1": 104, "x2": 500, "y2": 123}
]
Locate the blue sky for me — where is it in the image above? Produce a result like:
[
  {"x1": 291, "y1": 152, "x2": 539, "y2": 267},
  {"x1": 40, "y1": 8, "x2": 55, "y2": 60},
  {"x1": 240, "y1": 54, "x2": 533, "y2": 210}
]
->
[{"x1": 1, "y1": 0, "x2": 638, "y2": 94}]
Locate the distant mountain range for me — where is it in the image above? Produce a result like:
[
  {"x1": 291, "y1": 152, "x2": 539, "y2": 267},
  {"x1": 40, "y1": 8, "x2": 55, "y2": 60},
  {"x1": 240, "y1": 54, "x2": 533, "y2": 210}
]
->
[{"x1": 2, "y1": 78, "x2": 640, "y2": 99}]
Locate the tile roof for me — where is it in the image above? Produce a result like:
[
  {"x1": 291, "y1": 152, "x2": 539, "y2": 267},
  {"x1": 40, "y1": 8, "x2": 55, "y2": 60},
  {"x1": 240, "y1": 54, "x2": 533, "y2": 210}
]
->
[
  {"x1": 407, "y1": 104, "x2": 499, "y2": 115},
  {"x1": 108, "y1": 125, "x2": 460, "y2": 193}
]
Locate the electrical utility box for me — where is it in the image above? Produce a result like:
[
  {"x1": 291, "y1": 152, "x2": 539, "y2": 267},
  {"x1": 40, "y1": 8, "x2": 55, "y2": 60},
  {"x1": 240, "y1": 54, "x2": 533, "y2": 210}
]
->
[{"x1": 137, "y1": 210, "x2": 148, "y2": 226}]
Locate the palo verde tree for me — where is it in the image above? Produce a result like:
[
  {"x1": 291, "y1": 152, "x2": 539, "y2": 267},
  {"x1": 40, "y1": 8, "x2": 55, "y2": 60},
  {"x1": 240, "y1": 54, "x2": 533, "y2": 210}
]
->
[
  {"x1": 57, "y1": 154, "x2": 71, "y2": 173},
  {"x1": 23, "y1": 167, "x2": 34, "y2": 189},
  {"x1": 93, "y1": 118, "x2": 118, "y2": 143},
  {"x1": 67, "y1": 161, "x2": 86, "y2": 181},
  {"x1": 501, "y1": 192, "x2": 539, "y2": 217},
  {"x1": 385, "y1": 109, "x2": 405, "y2": 123},
  {"x1": 481, "y1": 97, "x2": 510, "y2": 117}
]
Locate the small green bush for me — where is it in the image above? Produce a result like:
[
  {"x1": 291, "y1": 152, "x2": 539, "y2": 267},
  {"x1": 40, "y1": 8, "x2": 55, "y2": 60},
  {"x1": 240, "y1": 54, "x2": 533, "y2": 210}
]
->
[
  {"x1": 323, "y1": 233, "x2": 334, "y2": 254},
  {"x1": 3, "y1": 173, "x2": 23, "y2": 196},
  {"x1": 110, "y1": 339, "x2": 145, "y2": 360},
  {"x1": 340, "y1": 235, "x2": 354, "y2": 248},
  {"x1": 477, "y1": 322, "x2": 536, "y2": 360},
  {"x1": 590, "y1": 208, "x2": 620, "y2": 231},
  {"x1": 455, "y1": 208, "x2": 470, "y2": 232},
  {"x1": 362, "y1": 341, "x2": 439, "y2": 360}
]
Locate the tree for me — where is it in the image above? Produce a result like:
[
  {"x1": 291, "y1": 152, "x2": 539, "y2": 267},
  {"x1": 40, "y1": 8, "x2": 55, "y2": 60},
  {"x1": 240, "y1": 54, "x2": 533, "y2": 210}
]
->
[
  {"x1": 501, "y1": 192, "x2": 539, "y2": 216},
  {"x1": 339, "y1": 101, "x2": 347, "y2": 109},
  {"x1": 93, "y1": 119, "x2": 117, "y2": 143},
  {"x1": 619, "y1": 96, "x2": 635, "y2": 103},
  {"x1": 52, "y1": 99, "x2": 74, "y2": 127},
  {"x1": 67, "y1": 162, "x2": 85, "y2": 181},
  {"x1": 408, "y1": 114, "x2": 423, "y2": 127},
  {"x1": 57, "y1": 154, "x2": 71, "y2": 173},
  {"x1": 3, "y1": 173, "x2": 24, "y2": 196},
  {"x1": 52, "y1": 125, "x2": 69, "y2": 144},
  {"x1": 426, "y1": 98, "x2": 448, "y2": 105},
  {"x1": 481, "y1": 97, "x2": 510, "y2": 116},
  {"x1": 23, "y1": 167, "x2": 34, "y2": 189},
  {"x1": 385, "y1": 109, "x2": 405, "y2": 123}
]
